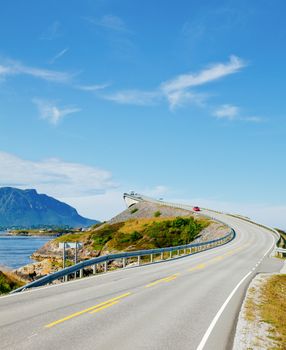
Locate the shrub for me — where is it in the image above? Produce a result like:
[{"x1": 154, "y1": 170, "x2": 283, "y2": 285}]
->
[
  {"x1": 117, "y1": 231, "x2": 143, "y2": 244},
  {"x1": 92, "y1": 223, "x2": 124, "y2": 250},
  {"x1": 130, "y1": 208, "x2": 138, "y2": 214},
  {"x1": 0, "y1": 272, "x2": 23, "y2": 295},
  {"x1": 154, "y1": 211, "x2": 161, "y2": 217}
]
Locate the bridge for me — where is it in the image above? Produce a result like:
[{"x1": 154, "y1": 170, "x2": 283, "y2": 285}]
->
[{"x1": 0, "y1": 194, "x2": 283, "y2": 350}]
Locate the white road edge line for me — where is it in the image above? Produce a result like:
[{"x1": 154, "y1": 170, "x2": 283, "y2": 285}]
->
[
  {"x1": 196, "y1": 270, "x2": 252, "y2": 350},
  {"x1": 196, "y1": 235, "x2": 275, "y2": 350}
]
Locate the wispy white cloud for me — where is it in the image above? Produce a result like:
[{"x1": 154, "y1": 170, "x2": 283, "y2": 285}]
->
[
  {"x1": 85, "y1": 15, "x2": 127, "y2": 32},
  {"x1": 166, "y1": 90, "x2": 206, "y2": 110},
  {"x1": 103, "y1": 89, "x2": 160, "y2": 105},
  {"x1": 0, "y1": 58, "x2": 72, "y2": 83},
  {"x1": 104, "y1": 55, "x2": 246, "y2": 109},
  {"x1": 40, "y1": 21, "x2": 62, "y2": 40},
  {"x1": 0, "y1": 151, "x2": 117, "y2": 199},
  {"x1": 162, "y1": 56, "x2": 245, "y2": 92},
  {"x1": 213, "y1": 104, "x2": 264, "y2": 122},
  {"x1": 161, "y1": 55, "x2": 246, "y2": 108},
  {"x1": 33, "y1": 99, "x2": 81, "y2": 125},
  {"x1": 213, "y1": 104, "x2": 239, "y2": 120},
  {"x1": 77, "y1": 83, "x2": 111, "y2": 92},
  {"x1": 49, "y1": 47, "x2": 69, "y2": 64}
]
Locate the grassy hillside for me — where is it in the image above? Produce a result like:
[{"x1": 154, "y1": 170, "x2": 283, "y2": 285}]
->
[
  {"x1": 0, "y1": 271, "x2": 24, "y2": 295},
  {"x1": 54, "y1": 216, "x2": 210, "y2": 254}
]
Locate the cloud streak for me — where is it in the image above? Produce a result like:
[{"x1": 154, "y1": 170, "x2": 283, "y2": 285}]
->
[
  {"x1": 77, "y1": 83, "x2": 111, "y2": 92},
  {"x1": 103, "y1": 55, "x2": 246, "y2": 109},
  {"x1": 49, "y1": 48, "x2": 69, "y2": 64},
  {"x1": 0, "y1": 58, "x2": 72, "y2": 83},
  {"x1": 213, "y1": 104, "x2": 263, "y2": 122},
  {"x1": 103, "y1": 89, "x2": 160, "y2": 105},
  {"x1": 0, "y1": 151, "x2": 117, "y2": 198},
  {"x1": 33, "y1": 99, "x2": 81, "y2": 125},
  {"x1": 161, "y1": 55, "x2": 245, "y2": 93}
]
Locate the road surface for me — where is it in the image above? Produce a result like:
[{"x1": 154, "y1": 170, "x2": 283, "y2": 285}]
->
[{"x1": 0, "y1": 211, "x2": 283, "y2": 350}]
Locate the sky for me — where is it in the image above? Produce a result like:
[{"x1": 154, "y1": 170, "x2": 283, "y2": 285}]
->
[{"x1": 0, "y1": 0, "x2": 286, "y2": 228}]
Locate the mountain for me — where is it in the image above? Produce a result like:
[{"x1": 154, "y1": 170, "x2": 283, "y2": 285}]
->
[{"x1": 0, "y1": 187, "x2": 98, "y2": 228}]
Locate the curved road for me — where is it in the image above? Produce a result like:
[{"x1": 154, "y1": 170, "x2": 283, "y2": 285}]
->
[{"x1": 0, "y1": 210, "x2": 283, "y2": 350}]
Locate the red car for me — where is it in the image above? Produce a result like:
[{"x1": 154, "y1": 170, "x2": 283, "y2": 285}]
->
[{"x1": 193, "y1": 206, "x2": 201, "y2": 212}]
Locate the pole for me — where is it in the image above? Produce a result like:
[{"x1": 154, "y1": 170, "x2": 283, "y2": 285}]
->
[
  {"x1": 63, "y1": 242, "x2": 66, "y2": 269},
  {"x1": 75, "y1": 242, "x2": 78, "y2": 265},
  {"x1": 73, "y1": 243, "x2": 78, "y2": 279}
]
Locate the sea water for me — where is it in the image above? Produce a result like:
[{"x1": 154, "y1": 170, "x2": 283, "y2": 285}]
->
[{"x1": 0, "y1": 231, "x2": 52, "y2": 269}]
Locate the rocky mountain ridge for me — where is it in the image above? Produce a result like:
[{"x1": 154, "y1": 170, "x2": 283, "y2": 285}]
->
[{"x1": 0, "y1": 187, "x2": 98, "y2": 228}]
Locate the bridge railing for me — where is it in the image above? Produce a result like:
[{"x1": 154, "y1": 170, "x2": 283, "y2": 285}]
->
[{"x1": 11, "y1": 228, "x2": 235, "y2": 293}]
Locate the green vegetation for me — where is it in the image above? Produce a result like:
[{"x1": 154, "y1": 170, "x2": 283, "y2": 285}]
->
[
  {"x1": 130, "y1": 208, "x2": 138, "y2": 214},
  {"x1": 0, "y1": 271, "x2": 24, "y2": 295},
  {"x1": 154, "y1": 210, "x2": 161, "y2": 217},
  {"x1": 54, "y1": 216, "x2": 209, "y2": 253},
  {"x1": 9, "y1": 227, "x2": 79, "y2": 236},
  {"x1": 276, "y1": 229, "x2": 286, "y2": 249}
]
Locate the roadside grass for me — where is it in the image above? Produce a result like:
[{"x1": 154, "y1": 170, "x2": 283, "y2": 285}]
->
[
  {"x1": 244, "y1": 287, "x2": 257, "y2": 322},
  {"x1": 259, "y1": 275, "x2": 286, "y2": 349},
  {"x1": 0, "y1": 271, "x2": 25, "y2": 295}
]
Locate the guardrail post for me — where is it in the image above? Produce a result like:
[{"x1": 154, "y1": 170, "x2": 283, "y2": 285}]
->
[
  {"x1": 161, "y1": 252, "x2": 163, "y2": 260},
  {"x1": 79, "y1": 269, "x2": 83, "y2": 278},
  {"x1": 150, "y1": 254, "x2": 153, "y2": 263},
  {"x1": 104, "y1": 261, "x2": 108, "y2": 272},
  {"x1": 93, "y1": 264, "x2": 97, "y2": 274},
  {"x1": 184, "y1": 248, "x2": 186, "y2": 255},
  {"x1": 177, "y1": 250, "x2": 179, "y2": 256},
  {"x1": 64, "y1": 275, "x2": 68, "y2": 282},
  {"x1": 170, "y1": 251, "x2": 172, "y2": 259},
  {"x1": 138, "y1": 256, "x2": 141, "y2": 265},
  {"x1": 122, "y1": 257, "x2": 126, "y2": 268}
]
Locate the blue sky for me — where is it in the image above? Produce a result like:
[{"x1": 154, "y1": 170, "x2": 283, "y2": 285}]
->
[{"x1": 0, "y1": 0, "x2": 286, "y2": 227}]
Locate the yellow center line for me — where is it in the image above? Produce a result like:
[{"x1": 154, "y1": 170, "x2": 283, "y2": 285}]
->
[
  {"x1": 45, "y1": 292, "x2": 131, "y2": 328},
  {"x1": 209, "y1": 256, "x2": 224, "y2": 263},
  {"x1": 188, "y1": 243, "x2": 249, "y2": 272},
  {"x1": 163, "y1": 275, "x2": 178, "y2": 282},
  {"x1": 188, "y1": 263, "x2": 206, "y2": 272},
  {"x1": 145, "y1": 273, "x2": 180, "y2": 288},
  {"x1": 89, "y1": 300, "x2": 119, "y2": 314}
]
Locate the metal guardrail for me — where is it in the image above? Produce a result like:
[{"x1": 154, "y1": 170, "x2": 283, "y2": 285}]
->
[
  {"x1": 11, "y1": 228, "x2": 235, "y2": 293},
  {"x1": 276, "y1": 247, "x2": 286, "y2": 253}
]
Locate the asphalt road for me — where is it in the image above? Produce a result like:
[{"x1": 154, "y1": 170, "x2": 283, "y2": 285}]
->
[{"x1": 0, "y1": 212, "x2": 283, "y2": 350}]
